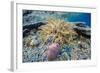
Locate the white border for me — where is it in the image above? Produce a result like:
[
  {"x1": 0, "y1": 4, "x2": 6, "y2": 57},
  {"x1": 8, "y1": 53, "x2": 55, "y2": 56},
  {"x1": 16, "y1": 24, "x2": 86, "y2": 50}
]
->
[{"x1": 11, "y1": 1, "x2": 97, "y2": 71}]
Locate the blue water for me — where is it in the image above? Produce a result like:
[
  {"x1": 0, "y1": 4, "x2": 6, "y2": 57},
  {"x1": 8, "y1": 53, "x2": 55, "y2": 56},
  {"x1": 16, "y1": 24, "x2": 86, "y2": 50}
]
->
[
  {"x1": 67, "y1": 12, "x2": 91, "y2": 27},
  {"x1": 23, "y1": 10, "x2": 91, "y2": 27}
]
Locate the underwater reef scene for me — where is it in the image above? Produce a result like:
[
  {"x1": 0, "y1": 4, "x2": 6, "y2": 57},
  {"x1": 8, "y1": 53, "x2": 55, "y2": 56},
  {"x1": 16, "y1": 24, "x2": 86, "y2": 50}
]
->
[{"x1": 23, "y1": 10, "x2": 91, "y2": 62}]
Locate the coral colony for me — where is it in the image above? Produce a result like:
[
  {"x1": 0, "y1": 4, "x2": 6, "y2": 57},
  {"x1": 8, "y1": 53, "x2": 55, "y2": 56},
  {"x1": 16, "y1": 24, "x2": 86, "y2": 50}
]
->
[{"x1": 22, "y1": 10, "x2": 91, "y2": 62}]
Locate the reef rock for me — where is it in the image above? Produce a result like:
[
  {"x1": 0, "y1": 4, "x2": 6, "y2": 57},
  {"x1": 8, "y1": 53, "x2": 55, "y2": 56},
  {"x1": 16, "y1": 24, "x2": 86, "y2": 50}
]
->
[
  {"x1": 23, "y1": 22, "x2": 46, "y2": 37},
  {"x1": 73, "y1": 22, "x2": 91, "y2": 38},
  {"x1": 23, "y1": 10, "x2": 33, "y2": 16}
]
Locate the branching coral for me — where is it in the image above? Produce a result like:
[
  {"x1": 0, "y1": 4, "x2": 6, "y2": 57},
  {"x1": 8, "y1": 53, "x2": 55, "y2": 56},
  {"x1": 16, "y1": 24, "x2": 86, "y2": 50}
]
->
[{"x1": 39, "y1": 18, "x2": 78, "y2": 46}]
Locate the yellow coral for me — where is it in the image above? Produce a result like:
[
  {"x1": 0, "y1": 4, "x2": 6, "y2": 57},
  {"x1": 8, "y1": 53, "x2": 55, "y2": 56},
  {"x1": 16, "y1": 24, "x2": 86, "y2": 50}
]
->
[{"x1": 39, "y1": 18, "x2": 78, "y2": 45}]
